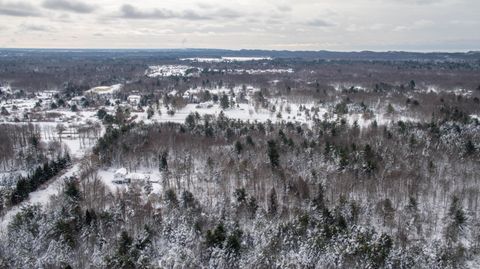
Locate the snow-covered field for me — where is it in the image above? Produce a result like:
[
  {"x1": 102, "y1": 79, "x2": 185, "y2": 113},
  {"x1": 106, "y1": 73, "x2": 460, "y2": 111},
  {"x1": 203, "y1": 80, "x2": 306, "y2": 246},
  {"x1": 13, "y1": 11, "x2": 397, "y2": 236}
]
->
[
  {"x1": 146, "y1": 65, "x2": 199, "y2": 77},
  {"x1": 135, "y1": 91, "x2": 419, "y2": 128},
  {"x1": 232, "y1": 68, "x2": 293, "y2": 74},
  {"x1": 145, "y1": 65, "x2": 290, "y2": 77},
  {"x1": 85, "y1": 84, "x2": 122, "y2": 95},
  {"x1": 180, "y1": 57, "x2": 272, "y2": 62}
]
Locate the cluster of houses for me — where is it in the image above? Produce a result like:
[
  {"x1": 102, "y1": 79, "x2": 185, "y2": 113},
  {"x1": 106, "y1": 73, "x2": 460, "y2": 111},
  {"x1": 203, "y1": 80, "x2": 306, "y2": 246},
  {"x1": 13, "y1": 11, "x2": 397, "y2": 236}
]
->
[
  {"x1": 1, "y1": 82, "x2": 263, "y2": 124},
  {"x1": 84, "y1": 84, "x2": 141, "y2": 106}
]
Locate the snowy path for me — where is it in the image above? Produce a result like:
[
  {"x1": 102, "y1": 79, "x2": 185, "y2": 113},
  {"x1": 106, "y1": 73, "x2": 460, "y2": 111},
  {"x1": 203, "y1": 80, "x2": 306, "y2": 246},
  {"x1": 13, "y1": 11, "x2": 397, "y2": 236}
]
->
[
  {"x1": 0, "y1": 134, "x2": 97, "y2": 232},
  {"x1": 0, "y1": 161, "x2": 83, "y2": 231}
]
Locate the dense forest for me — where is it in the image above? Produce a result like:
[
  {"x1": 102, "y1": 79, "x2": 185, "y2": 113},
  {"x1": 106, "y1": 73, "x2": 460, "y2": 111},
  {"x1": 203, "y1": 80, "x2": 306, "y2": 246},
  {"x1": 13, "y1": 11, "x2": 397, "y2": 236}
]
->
[{"x1": 1, "y1": 108, "x2": 478, "y2": 268}]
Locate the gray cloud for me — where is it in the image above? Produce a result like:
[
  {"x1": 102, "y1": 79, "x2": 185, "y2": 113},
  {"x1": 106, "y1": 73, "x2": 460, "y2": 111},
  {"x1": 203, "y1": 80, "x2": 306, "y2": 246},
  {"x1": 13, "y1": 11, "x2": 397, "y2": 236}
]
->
[
  {"x1": 42, "y1": 0, "x2": 95, "y2": 14},
  {"x1": 120, "y1": 4, "x2": 174, "y2": 19},
  {"x1": 54, "y1": 13, "x2": 72, "y2": 22},
  {"x1": 0, "y1": 1, "x2": 41, "y2": 17},
  {"x1": 0, "y1": 0, "x2": 478, "y2": 51},
  {"x1": 120, "y1": 4, "x2": 210, "y2": 20},
  {"x1": 197, "y1": 2, "x2": 213, "y2": 9},
  {"x1": 19, "y1": 23, "x2": 52, "y2": 32},
  {"x1": 182, "y1": 9, "x2": 210, "y2": 20},
  {"x1": 195, "y1": 3, "x2": 243, "y2": 18},
  {"x1": 306, "y1": 19, "x2": 334, "y2": 27},
  {"x1": 213, "y1": 8, "x2": 242, "y2": 18},
  {"x1": 277, "y1": 5, "x2": 292, "y2": 12}
]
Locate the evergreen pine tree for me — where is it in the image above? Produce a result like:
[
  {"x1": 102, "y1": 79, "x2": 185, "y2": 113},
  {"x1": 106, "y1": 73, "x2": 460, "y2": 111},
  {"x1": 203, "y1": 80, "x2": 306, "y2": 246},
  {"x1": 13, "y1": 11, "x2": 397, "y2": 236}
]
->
[
  {"x1": 268, "y1": 188, "x2": 278, "y2": 216},
  {"x1": 159, "y1": 151, "x2": 168, "y2": 172},
  {"x1": 234, "y1": 140, "x2": 243, "y2": 154},
  {"x1": 220, "y1": 94, "x2": 229, "y2": 109},
  {"x1": 64, "y1": 179, "x2": 81, "y2": 201},
  {"x1": 267, "y1": 140, "x2": 280, "y2": 168},
  {"x1": 465, "y1": 140, "x2": 476, "y2": 156},
  {"x1": 312, "y1": 183, "x2": 325, "y2": 210}
]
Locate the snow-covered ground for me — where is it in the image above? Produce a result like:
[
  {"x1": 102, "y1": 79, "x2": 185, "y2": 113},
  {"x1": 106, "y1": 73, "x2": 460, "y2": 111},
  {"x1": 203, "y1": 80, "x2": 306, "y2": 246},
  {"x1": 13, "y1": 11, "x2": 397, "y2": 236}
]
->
[
  {"x1": 180, "y1": 57, "x2": 272, "y2": 62},
  {"x1": 97, "y1": 168, "x2": 163, "y2": 194},
  {"x1": 0, "y1": 161, "x2": 83, "y2": 231},
  {"x1": 85, "y1": 84, "x2": 122, "y2": 95},
  {"x1": 0, "y1": 85, "x2": 424, "y2": 132},
  {"x1": 231, "y1": 68, "x2": 293, "y2": 74},
  {"x1": 0, "y1": 85, "x2": 431, "y2": 231},
  {"x1": 152, "y1": 103, "x2": 276, "y2": 124},
  {"x1": 146, "y1": 65, "x2": 199, "y2": 77},
  {"x1": 133, "y1": 97, "x2": 418, "y2": 128},
  {"x1": 0, "y1": 106, "x2": 103, "y2": 231},
  {"x1": 418, "y1": 86, "x2": 473, "y2": 96}
]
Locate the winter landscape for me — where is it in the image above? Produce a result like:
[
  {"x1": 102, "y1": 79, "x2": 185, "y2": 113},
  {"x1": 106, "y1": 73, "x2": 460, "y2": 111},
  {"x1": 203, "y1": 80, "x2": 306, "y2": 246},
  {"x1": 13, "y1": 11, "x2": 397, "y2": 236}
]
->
[{"x1": 0, "y1": 0, "x2": 480, "y2": 268}]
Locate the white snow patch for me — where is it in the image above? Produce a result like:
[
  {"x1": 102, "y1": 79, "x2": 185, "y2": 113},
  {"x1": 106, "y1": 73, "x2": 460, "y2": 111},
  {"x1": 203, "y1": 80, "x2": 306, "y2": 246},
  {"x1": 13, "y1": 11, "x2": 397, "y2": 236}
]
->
[
  {"x1": 146, "y1": 65, "x2": 199, "y2": 77},
  {"x1": 85, "y1": 84, "x2": 122, "y2": 95},
  {"x1": 180, "y1": 57, "x2": 272, "y2": 62}
]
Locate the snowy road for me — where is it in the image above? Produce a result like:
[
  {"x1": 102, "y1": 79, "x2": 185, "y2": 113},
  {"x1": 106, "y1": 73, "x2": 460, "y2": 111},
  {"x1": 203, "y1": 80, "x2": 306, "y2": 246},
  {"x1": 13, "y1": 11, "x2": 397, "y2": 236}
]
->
[
  {"x1": 0, "y1": 123, "x2": 99, "y2": 232},
  {"x1": 0, "y1": 161, "x2": 83, "y2": 231}
]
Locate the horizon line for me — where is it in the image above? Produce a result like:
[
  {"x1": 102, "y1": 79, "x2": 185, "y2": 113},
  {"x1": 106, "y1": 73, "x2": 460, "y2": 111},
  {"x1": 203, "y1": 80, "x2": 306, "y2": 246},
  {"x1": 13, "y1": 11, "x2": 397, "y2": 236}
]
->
[{"x1": 0, "y1": 47, "x2": 479, "y2": 54}]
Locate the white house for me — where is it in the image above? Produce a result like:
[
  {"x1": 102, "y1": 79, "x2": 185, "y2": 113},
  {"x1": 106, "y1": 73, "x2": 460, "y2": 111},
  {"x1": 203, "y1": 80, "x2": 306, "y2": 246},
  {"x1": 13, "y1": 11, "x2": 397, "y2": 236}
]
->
[
  {"x1": 112, "y1": 168, "x2": 128, "y2": 184},
  {"x1": 127, "y1": 95, "x2": 141, "y2": 106},
  {"x1": 114, "y1": 168, "x2": 128, "y2": 179},
  {"x1": 68, "y1": 96, "x2": 85, "y2": 106},
  {"x1": 113, "y1": 168, "x2": 150, "y2": 184},
  {"x1": 125, "y1": 173, "x2": 150, "y2": 182}
]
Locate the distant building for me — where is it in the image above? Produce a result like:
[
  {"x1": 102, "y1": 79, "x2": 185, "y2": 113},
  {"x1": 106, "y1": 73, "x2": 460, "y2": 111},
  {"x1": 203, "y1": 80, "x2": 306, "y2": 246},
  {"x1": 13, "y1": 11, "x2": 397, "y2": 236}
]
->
[
  {"x1": 113, "y1": 168, "x2": 150, "y2": 184},
  {"x1": 113, "y1": 168, "x2": 128, "y2": 184},
  {"x1": 68, "y1": 96, "x2": 85, "y2": 106},
  {"x1": 168, "y1": 90, "x2": 178, "y2": 97},
  {"x1": 126, "y1": 173, "x2": 150, "y2": 182},
  {"x1": 127, "y1": 95, "x2": 141, "y2": 106}
]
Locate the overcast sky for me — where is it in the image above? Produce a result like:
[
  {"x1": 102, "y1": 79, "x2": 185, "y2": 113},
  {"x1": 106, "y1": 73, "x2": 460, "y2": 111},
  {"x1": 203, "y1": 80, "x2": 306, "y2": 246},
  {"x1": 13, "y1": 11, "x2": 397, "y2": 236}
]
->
[{"x1": 0, "y1": 0, "x2": 478, "y2": 51}]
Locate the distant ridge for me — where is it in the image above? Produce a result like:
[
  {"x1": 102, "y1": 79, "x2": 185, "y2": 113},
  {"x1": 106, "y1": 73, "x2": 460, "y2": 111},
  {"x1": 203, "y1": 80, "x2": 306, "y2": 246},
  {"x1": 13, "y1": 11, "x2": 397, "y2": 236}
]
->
[{"x1": 1, "y1": 48, "x2": 479, "y2": 62}]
